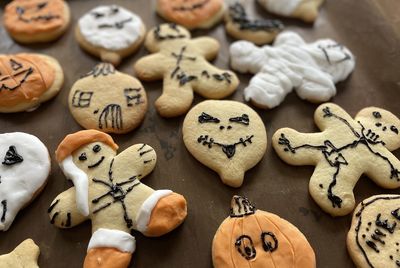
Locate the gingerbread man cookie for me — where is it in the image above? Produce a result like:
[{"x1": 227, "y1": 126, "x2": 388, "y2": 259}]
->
[
  {"x1": 4, "y1": 0, "x2": 70, "y2": 43},
  {"x1": 230, "y1": 31, "x2": 355, "y2": 109},
  {"x1": 272, "y1": 103, "x2": 400, "y2": 216},
  {"x1": 134, "y1": 23, "x2": 239, "y2": 117},
  {"x1": 0, "y1": 239, "x2": 40, "y2": 268},
  {"x1": 48, "y1": 130, "x2": 187, "y2": 268}
]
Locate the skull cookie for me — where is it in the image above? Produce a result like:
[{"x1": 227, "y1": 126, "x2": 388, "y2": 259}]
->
[
  {"x1": 182, "y1": 100, "x2": 267, "y2": 187},
  {"x1": 68, "y1": 63, "x2": 147, "y2": 134}
]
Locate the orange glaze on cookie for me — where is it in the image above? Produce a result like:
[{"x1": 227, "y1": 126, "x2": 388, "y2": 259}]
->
[
  {"x1": 0, "y1": 54, "x2": 55, "y2": 107},
  {"x1": 84, "y1": 248, "x2": 131, "y2": 268},
  {"x1": 158, "y1": 0, "x2": 223, "y2": 28},
  {"x1": 4, "y1": 0, "x2": 65, "y2": 35}
]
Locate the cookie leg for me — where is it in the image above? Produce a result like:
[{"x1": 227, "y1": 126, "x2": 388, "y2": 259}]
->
[{"x1": 365, "y1": 150, "x2": 400, "y2": 189}]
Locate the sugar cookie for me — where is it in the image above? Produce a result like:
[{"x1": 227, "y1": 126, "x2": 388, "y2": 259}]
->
[{"x1": 0, "y1": 239, "x2": 40, "y2": 268}]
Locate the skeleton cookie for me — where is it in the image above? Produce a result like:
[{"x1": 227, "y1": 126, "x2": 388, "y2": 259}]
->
[
  {"x1": 76, "y1": 5, "x2": 146, "y2": 66},
  {"x1": 0, "y1": 239, "x2": 40, "y2": 267},
  {"x1": 69, "y1": 63, "x2": 147, "y2": 134},
  {"x1": 134, "y1": 23, "x2": 239, "y2": 117},
  {"x1": 272, "y1": 103, "x2": 400, "y2": 216},
  {"x1": 230, "y1": 31, "x2": 355, "y2": 109},
  {"x1": 182, "y1": 100, "x2": 267, "y2": 187},
  {"x1": 49, "y1": 130, "x2": 187, "y2": 268}
]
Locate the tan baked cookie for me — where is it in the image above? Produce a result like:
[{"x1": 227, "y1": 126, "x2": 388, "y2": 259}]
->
[
  {"x1": 134, "y1": 23, "x2": 239, "y2": 117},
  {"x1": 49, "y1": 130, "x2": 187, "y2": 268},
  {"x1": 272, "y1": 103, "x2": 400, "y2": 216},
  {"x1": 182, "y1": 100, "x2": 267, "y2": 187},
  {"x1": 0, "y1": 53, "x2": 63, "y2": 113},
  {"x1": 76, "y1": 5, "x2": 146, "y2": 66},
  {"x1": 0, "y1": 239, "x2": 40, "y2": 268},
  {"x1": 68, "y1": 63, "x2": 147, "y2": 134},
  {"x1": 347, "y1": 195, "x2": 400, "y2": 268},
  {"x1": 4, "y1": 0, "x2": 70, "y2": 43},
  {"x1": 212, "y1": 196, "x2": 316, "y2": 268}
]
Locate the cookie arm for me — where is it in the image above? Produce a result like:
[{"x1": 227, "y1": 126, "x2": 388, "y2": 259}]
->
[
  {"x1": 134, "y1": 54, "x2": 166, "y2": 81},
  {"x1": 313, "y1": 103, "x2": 359, "y2": 135},
  {"x1": 192, "y1": 37, "x2": 220, "y2": 61}
]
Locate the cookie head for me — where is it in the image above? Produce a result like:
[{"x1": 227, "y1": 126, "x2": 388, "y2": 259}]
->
[{"x1": 146, "y1": 23, "x2": 191, "y2": 52}]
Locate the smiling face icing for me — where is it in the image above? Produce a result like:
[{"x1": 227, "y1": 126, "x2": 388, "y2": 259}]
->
[{"x1": 182, "y1": 100, "x2": 267, "y2": 187}]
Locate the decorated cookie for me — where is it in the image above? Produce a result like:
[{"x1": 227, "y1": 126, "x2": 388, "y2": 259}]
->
[
  {"x1": 68, "y1": 63, "x2": 147, "y2": 134},
  {"x1": 230, "y1": 32, "x2": 355, "y2": 109},
  {"x1": 4, "y1": 0, "x2": 70, "y2": 43},
  {"x1": 0, "y1": 132, "x2": 50, "y2": 231},
  {"x1": 225, "y1": 2, "x2": 284, "y2": 45},
  {"x1": 272, "y1": 103, "x2": 400, "y2": 216},
  {"x1": 156, "y1": 0, "x2": 225, "y2": 30},
  {"x1": 0, "y1": 53, "x2": 64, "y2": 113},
  {"x1": 49, "y1": 130, "x2": 187, "y2": 268},
  {"x1": 134, "y1": 24, "x2": 239, "y2": 117},
  {"x1": 76, "y1": 5, "x2": 146, "y2": 66},
  {"x1": 257, "y1": 0, "x2": 325, "y2": 23},
  {"x1": 212, "y1": 196, "x2": 316, "y2": 267},
  {"x1": 347, "y1": 195, "x2": 400, "y2": 268},
  {"x1": 182, "y1": 100, "x2": 267, "y2": 187},
  {"x1": 0, "y1": 239, "x2": 40, "y2": 267}
]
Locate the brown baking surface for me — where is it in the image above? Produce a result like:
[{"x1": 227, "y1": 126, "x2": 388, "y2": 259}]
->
[{"x1": 1, "y1": 0, "x2": 400, "y2": 267}]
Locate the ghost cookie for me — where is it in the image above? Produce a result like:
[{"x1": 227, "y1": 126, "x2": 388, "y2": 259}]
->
[
  {"x1": 134, "y1": 23, "x2": 239, "y2": 117},
  {"x1": 225, "y1": 2, "x2": 284, "y2": 45},
  {"x1": 49, "y1": 130, "x2": 187, "y2": 268},
  {"x1": 4, "y1": 0, "x2": 70, "y2": 43},
  {"x1": 156, "y1": 0, "x2": 225, "y2": 30},
  {"x1": 230, "y1": 32, "x2": 355, "y2": 109},
  {"x1": 0, "y1": 239, "x2": 40, "y2": 268},
  {"x1": 182, "y1": 100, "x2": 267, "y2": 187},
  {"x1": 212, "y1": 196, "x2": 316, "y2": 268},
  {"x1": 76, "y1": 5, "x2": 146, "y2": 66},
  {"x1": 0, "y1": 132, "x2": 51, "y2": 231},
  {"x1": 257, "y1": 0, "x2": 325, "y2": 23},
  {"x1": 69, "y1": 63, "x2": 147, "y2": 134},
  {"x1": 0, "y1": 53, "x2": 64, "y2": 113},
  {"x1": 272, "y1": 103, "x2": 400, "y2": 216}
]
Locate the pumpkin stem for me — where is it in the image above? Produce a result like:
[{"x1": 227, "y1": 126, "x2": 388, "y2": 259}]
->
[{"x1": 230, "y1": 196, "x2": 256, "y2": 218}]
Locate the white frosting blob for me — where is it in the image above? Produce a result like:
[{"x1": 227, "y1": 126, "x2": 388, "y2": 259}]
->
[
  {"x1": 79, "y1": 5, "x2": 144, "y2": 51},
  {"x1": 88, "y1": 228, "x2": 136, "y2": 253},
  {"x1": 0, "y1": 132, "x2": 50, "y2": 231},
  {"x1": 258, "y1": 0, "x2": 301, "y2": 16}
]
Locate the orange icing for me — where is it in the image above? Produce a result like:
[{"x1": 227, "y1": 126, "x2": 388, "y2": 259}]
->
[
  {"x1": 83, "y1": 248, "x2": 131, "y2": 268},
  {"x1": 4, "y1": 0, "x2": 65, "y2": 35},
  {"x1": 55, "y1": 130, "x2": 119, "y2": 162}
]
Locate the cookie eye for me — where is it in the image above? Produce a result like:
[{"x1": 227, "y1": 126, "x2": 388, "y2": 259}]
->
[
  {"x1": 198, "y1": 112, "x2": 220, "y2": 123},
  {"x1": 9, "y1": 59, "x2": 22, "y2": 71},
  {"x1": 16, "y1": 6, "x2": 25, "y2": 15},
  {"x1": 373, "y1": 111, "x2": 382, "y2": 119},
  {"x1": 375, "y1": 123, "x2": 382, "y2": 127},
  {"x1": 37, "y1": 2, "x2": 47, "y2": 10},
  {"x1": 229, "y1": 114, "x2": 249, "y2": 125},
  {"x1": 235, "y1": 235, "x2": 256, "y2": 260},
  {"x1": 79, "y1": 153, "x2": 87, "y2": 161},
  {"x1": 391, "y1": 126, "x2": 399, "y2": 135},
  {"x1": 261, "y1": 232, "x2": 278, "y2": 252},
  {"x1": 92, "y1": 12, "x2": 104, "y2": 18},
  {"x1": 110, "y1": 6, "x2": 119, "y2": 14},
  {"x1": 93, "y1": 145, "x2": 101, "y2": 153},
  {"x1": 2, "y1": 146, "x2": 23, "y2": 166}
]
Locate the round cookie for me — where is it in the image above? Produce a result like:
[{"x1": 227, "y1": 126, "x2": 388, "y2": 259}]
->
[
  {"x1": 182, "y1": 100, "x2": 267, "y2": 187},
  {"x1": 68, "y1": 63, "x2": 148, "y2": 134},
  {"x1": 0, "y1": 53, "x2": 64, "y2": 113},
  {"x1": 156, "y1": 0, "x2": 225, "y2": 30},
  {"x1": 4, "y1": 0, "x2": 70, "y2": 43},
  {"x1": 76, "y1": 5, "x2": 146, "y2": 66}
]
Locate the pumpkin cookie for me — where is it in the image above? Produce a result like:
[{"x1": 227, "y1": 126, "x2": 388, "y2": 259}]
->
[
  {"x1": 76, "y1": 5, "x2": 146, "y2": 66},
  {"x1": 0, "y1": 239, "x2": 40, "y2": 268},
  {"x1": 0, "y1": 53, "x2": 64, "y2": 113},
  {"x1": 212, "y1": 196, "x2": 316, "y2": 268},
  {"x1": 68, "y1": 63, "x2": 147, "y2": 134},
  {"x1": 182, "y1": 100, "x2": 267, "y2": 187},
  {"x1": 4, "y1": 0, "x2": 70, "y2": 43}
]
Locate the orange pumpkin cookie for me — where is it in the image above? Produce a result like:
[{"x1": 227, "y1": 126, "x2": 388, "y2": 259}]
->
[
  {"x1": 4, "y1": 0, "x2": 70, "y2": 43},
  {"x1": 0, "y1": 53, "x2": 63, "y2": 113},
  {"x1": 212, "y1": 196, "x2": 316, "y2": 268}
]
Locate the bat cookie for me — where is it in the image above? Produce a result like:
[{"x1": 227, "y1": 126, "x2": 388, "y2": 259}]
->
[
  {"x1": 230, "y1": 32, "x2": 355, "y2": 109},
  {"x1": 182, "y1": 100, "x2": 267, "y2": 187},
  {"x1": 272, "y1": 103, "x2": 400, "y2": 216},
  {"x1": 76, "y1": 5, "x2": 146, "y2": 66},
  {"x1": 0, "y1": 239, "x2": 40, "y2": 268},
  {"x1": 134, "y1": 23, "x2": 239, "y2": 117},
  {"x1": 0, "y1": 132, "x2": 51, "y2": 231},
  {"x1": 49, "y1": 130, "x2": 187, "y2": 268},
  {"x1": 69, "y1": 63, "x2": 147, "y2": 134},
  {"x1": 212, "y1": 196, "x2": 316, "y2": 268},
  {"x1": 4, "y1": 0, "x2": 70, "y2": 43}
]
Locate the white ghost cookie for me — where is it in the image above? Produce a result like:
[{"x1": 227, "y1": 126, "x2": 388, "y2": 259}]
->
[
  {"x1": 0, "y1": 239, "x2": 40, "y2": 268},
  {"x1": 182, "y1": 100, "x2": 267, "y2": 187},
  {"x1": 230, "y1": 31, "x2": 355, "y2": 109}
]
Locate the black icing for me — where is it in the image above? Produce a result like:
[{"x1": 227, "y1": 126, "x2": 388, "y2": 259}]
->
[{"x1": 2, "y1": 146, "x2": 23, "y2": 166}]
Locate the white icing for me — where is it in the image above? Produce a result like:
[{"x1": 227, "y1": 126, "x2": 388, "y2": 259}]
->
[
  {"x1": 258, "y1": 0, "x2": 302, "y2": 16},
  {"x1": 230, "y1": 31, "x2": 355, "y2": 108},
  {"x1": 78, "y1": 5, "x2": 144, "y2": 50},
  {"x1": 0, "y1": 132, "x2": 50, "y2": 231},
  {"x1": 135, "y1": 190, "x2": 172, "y2": 233},
  {"x1": 59, "y1": 156, "x2": 89, "y2": 217},
  {"x1": 88, "y1": 228, "x2": 136, "y2": 253}
]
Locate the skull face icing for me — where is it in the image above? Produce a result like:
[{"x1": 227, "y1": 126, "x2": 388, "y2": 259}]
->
[{"x1": 182, "y1": 100, "x2": 267, "y2": 187}]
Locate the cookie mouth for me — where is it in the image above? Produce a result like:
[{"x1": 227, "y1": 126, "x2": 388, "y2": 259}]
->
[
  {"x1": 99, "y1": 104, "x2": 123, "y2": 130},
  {"x1": 98, "y1": 18, "x2": 133, "y2": 29},
  {"x1": 172, "y1": 0, "x2": 210, "y2": 11},
  {"x1": 88, "y1": 156, "x2": 105, "y2": 169},
  {"x1": 363, "y1": 128, "x2": 383, "y2": 144},
  {"x1": 197, "y1": 135, "x2": 254, "y2": 159}
]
